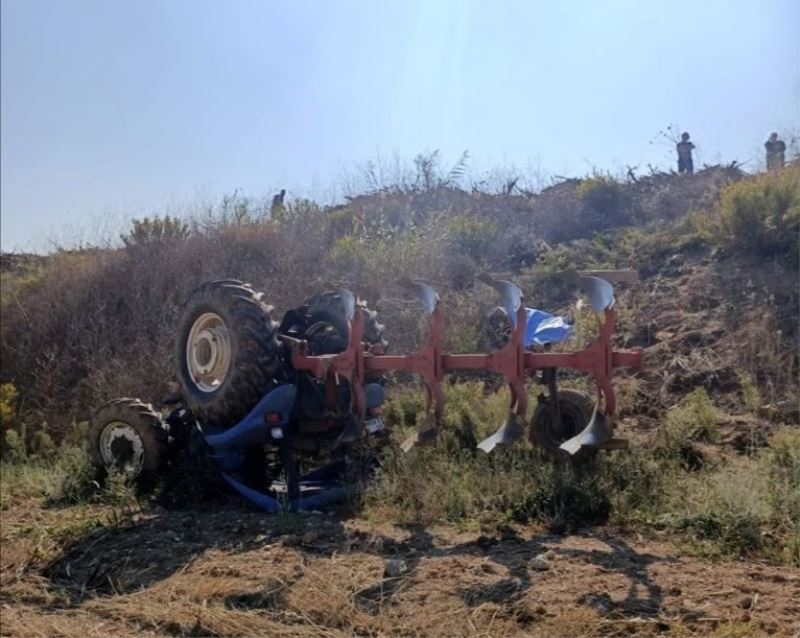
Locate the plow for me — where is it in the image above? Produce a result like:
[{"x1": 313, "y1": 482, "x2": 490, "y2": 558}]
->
[{"x1": 88, "y1": 274, "x2": 643, "y2": 512}]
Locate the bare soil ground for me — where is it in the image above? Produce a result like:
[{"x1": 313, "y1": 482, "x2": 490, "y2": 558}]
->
[{"x1": 2, "y1": 501, "x2": 798, "y2": 637}]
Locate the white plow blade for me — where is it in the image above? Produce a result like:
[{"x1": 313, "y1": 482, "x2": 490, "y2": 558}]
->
[
  {"x1": 478, "y1": 275, "x2": 523, "y2": 324},
  {"x1": 559, "y1": 408, "x2": 613, "y2": 455},
  {"x1": 337, "y1": 289, "x2": 356, "y2": 321},
  {"x1": 578, "y1": 276, "x2": 615, "y2": 313},
  {"x1": 477, "y1": 411, "x2": 525, "y2": 453},
  {"x1": 398, "y1": 278, "x2": 439, "y2": 316}
]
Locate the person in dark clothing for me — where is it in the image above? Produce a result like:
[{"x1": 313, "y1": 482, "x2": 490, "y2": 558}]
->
[
  {"x1": 676, "y1": 132, "x2": 695, "y2": 174},
  {"x1": 270, "y1": 189, "x2": 286, "y2": 218},
  {"x1": 765, "y1": 133, "x2": 786, "y2": 171}
]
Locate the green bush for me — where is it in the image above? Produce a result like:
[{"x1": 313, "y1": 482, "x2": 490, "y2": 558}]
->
[
  {"x1": 763, "y1": 427, "x2": 800, "y2": 531},
  {"x1": 662, "y1": 388, "x2": 719, "y2": 451},
  {"x1": 29, "y1": 430, "x2": 57, "y2": 461},
  {"x1": 121, "y1": 215, "x2": 189, "y2": 247},
  {"x1": 576, "y1": 174, "x2": 633, "y2": 233},
  {"x1": 0, "y1": 383, "x2": 17, "y2": 429},
  {"x1": 446, "y1": 215, "x2": 497, "y2": 257},
  {"x1": 328, "y1": 235, "x2": 368, "y2": 272},
  {"x1": 49, "y1": 446, "x2": 102, "y2": 505},
  {"x1": 2, "y1": 429, "x2": 26, "y2": 464},
  {"x1": 692, "y1": 166, "x2": 800, "y2": 257},
  {"x1": 509, "y1": 460, "x2": 612, "y2": 531}
]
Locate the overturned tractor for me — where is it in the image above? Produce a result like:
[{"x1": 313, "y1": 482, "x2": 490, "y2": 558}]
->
[{"x1": 88, "y1": 274, "x2": 643, "y2": 511}]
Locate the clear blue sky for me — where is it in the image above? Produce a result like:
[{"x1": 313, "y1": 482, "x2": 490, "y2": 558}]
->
[{"x1": 1, "y1": 0, "x2": 798, "y2": 252}]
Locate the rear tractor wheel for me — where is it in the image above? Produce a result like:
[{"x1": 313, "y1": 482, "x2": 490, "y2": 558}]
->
[
  {"x1": 176, "y1": 280, "x2": 284, "y2": 428},
  {"x1": 281, "y1": 290, "x2": 388, "y2": 355}
]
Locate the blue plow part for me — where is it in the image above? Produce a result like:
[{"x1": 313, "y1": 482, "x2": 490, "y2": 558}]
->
[
  {"x1": 364, "y1": 382, "x2": 385, "y2": 410},
  {"x1": 523, "y1": 308, "x2": 573, "y2": 347},
  {"x1": 221, "y1": 471, "x2": 351, "y2": 513},
  {"x1": 207, "y1": 451, "x2": 245, "y2": 473},
  {"x1": 204, "y1": 384, "x2": 297, "y2": 452}
]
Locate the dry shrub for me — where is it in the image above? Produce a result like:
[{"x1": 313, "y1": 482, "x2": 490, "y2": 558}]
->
[
  {"x1": 662, "y1": 388, "x2": 719, "y2": 448},
  {"x1": 576, "y1": 173, "x2": 636, "y2": 232},
  {"x1": 691, "y1": 165, "x2": 800, "y2": 259}
]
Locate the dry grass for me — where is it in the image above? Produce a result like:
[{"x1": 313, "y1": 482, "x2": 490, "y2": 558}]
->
[{"x1": 2, "y1": 500, "x2": 798, "y2": 637}]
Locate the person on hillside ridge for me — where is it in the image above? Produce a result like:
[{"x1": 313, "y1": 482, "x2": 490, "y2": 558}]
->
[
  {"x1": 765, "y1": 133, "x2": 786, "y2": 171},
  {"x1": 676, "y1": 132, "x2": 695, "y2": 174},
  {"x1": 270, "y1": 189, "x2": 286, "y2": 218}
]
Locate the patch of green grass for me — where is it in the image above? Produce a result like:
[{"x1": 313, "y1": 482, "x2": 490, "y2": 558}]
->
[
  {"x1": 737, "y1": 371, "x2": 761, "y2": 414},
  {"x1": 659, "y1": 428, "x2": 800, "y2": 564},
  {"x1": 369, "y1": 381, "x2": 798, "y2": 564},
  {"x1": 663, "y1": 388, "x2": 719, "y2": 445},
  {"x1": 0, "y1": 444, "x2": 139, "y2": 512}
]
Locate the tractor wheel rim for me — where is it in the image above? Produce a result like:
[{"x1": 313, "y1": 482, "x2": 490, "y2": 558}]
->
[
  {"x1": 99, "y1": 421, "x2": 145, "y2": 473},
  {"x1": 187, "y1": 312, "x2": 232, "y2": 393}
]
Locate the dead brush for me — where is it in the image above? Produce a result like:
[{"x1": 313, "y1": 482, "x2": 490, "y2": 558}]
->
[{"x1": 735, "y1": 310, "x2": 799, "y2": 414}]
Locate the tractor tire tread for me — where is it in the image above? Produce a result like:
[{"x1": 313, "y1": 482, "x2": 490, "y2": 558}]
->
[
  {"x1": 176, "y1": 280, "x2": 283, "y2": 427},
  {"x1": 88, "y1": 398, "x2": 168, "y2": 474}
]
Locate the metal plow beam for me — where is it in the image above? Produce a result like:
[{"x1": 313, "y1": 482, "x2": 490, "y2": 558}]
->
[
  {"x1": 476, "y1": 279, "x2": 528, "y2": 453},
  {"x1": 394, "y1": 278, "x2": 445, "y2": 451},
  {"x1": 291, "y1": 271, "x2": 643, "y2": 460}
]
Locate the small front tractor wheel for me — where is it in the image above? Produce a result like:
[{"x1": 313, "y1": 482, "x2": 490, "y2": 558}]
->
[
  {"x1": 176, "y1": 280, "x2": 283, "y2": 427},
  {"x1": 530, "y1": 388, "x2": 596, "y2": 459},
  {"x1": 88, "y1": 398, "x2": 169, "y2": 478}
]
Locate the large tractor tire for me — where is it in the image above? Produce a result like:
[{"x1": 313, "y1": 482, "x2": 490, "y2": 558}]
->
[
  {"x1": 176, "y1": 280, "x2": 283, "y2": 428},
  {"x1": 88, "y1": 398, "x2": 169, "y2": 478},
  {"x1": 530, "y1": 388, "x2": 596, "y2": 460},
  {"x1": 282, "y1": 291, "x2": 388, "y2": 355}
]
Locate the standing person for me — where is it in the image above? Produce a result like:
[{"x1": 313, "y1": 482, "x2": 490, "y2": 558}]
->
[
  {"x1": 765, "y1": 133, "x2": 786, "y2": 171},
  {"x1": 270, "y1": 189, "x2": 286, "y2": 218},
  {"x1": 676, "y1": 132, "x2": 695, "y2": 174}
]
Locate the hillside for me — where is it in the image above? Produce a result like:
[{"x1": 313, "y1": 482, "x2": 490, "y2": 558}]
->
[
  {"x1": 0, "y1": 164, "x2": 798, "y2": 637},
  {"x1": 0, "y1": 164, "x2": 754, "y2": 430}
]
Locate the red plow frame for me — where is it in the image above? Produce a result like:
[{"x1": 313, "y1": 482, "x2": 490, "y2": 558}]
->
[{"x1": 292, "y1": 273, "x2": 643, "y2": 456}]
